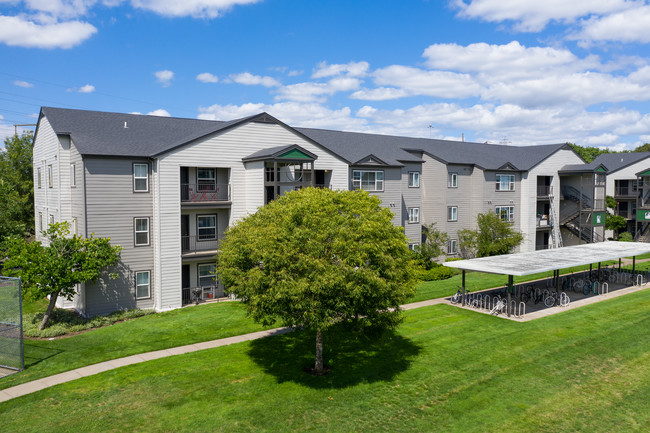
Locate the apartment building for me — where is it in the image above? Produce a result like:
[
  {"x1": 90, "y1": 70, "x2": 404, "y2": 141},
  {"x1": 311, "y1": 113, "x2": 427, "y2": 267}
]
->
[{"x1": 33, "y1": 107, "x2": 604, "y2": 316}]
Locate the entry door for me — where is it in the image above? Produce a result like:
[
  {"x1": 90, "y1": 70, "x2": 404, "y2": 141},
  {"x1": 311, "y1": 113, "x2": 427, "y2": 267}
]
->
[
  {"x1": 182, "y1": 264, "x2": 190, "y2": 288},
  {"x1": 180, "y1": 167, "x2": 189, "y2": 201},
  {"x1": 181, "y1": 215, "x2": 190, "y2": 252}
]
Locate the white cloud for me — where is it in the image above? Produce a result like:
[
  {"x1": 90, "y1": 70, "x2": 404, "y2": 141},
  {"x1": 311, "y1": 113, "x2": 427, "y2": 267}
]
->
[
  {"x1": 228, "y1": 72, "x2": 280, "y2": 87},
  {"x1": 573, "y1": 5, "x2": 650, "y2": 43},
  {"x1": 350, "y1": 87, "x2": 409, "y2": 101},
  {"x1": 275, "y1": 77, "x2": 362, "y2": 102},
  {"x1": 422, "y1": 41, "x2": 585, "y2": 81},
  {"x1": 452, "y1": 0, "x2": 632, "y2": 32},
  {"x1": 0, "y1": 15, "x2": 97, "y2": 49},
  {"x1": 147, "y1": 109, "x2": 171, "y2": 116},
  {"x1": 196, "y1": 72, "x2": 219, "y2": 83},
  {"x1": 154, "y1": 69, "x2": 174, "y2": 87},
  {"x1": 78, "y1": 83, "x2": 95, "y2": 93},
  {"x1": 366, "y1": 65, "x2": 481, "y2": 99},
  {"x1": 198, "y1": 101, "x2": 368, "y2": 131},
  {"x1": 13, "y1": 80, "x2": 34, "y2": 88},
  {"x1": 312, "y1": 61, "x2": 369, "y2": 78},
  {"x1": 130, "y1": 0, "x2": 262, "y2": 18}
]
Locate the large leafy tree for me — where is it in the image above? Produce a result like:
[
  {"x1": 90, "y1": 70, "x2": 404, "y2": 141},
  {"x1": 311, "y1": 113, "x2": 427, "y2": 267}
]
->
[
  {"x1": 217, "y1": 188, "x2": 417, "y2": 375},
  {"x1": 3, "y1": 223, "x2": 122, "y2": 329},
  {"x1": 0, "y1": 132, "x2": 34, "y2": 240}
]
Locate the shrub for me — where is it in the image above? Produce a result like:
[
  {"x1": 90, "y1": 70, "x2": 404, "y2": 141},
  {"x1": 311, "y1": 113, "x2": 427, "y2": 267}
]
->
[
  {"x1": 416, "y1": 264, "x2": 457, "y2": 281},
  {"x1": 24, "y1": 308, "x2": 155, "y2": 338}
]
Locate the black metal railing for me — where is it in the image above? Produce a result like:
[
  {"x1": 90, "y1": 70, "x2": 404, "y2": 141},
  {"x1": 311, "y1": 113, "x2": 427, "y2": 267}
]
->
[
  {"x1": 537, "y1": 185, "x2": 552, "y2": 197},
  {"x1": 181, "y1": 183, "x2": 230, "y2": 202},
  {"x1": 615, "y1": 187, "x2": 637, "y2": 197},
  {"x1": 181, "y1": 286, "x2": 225, "y2": 305},
  {"x1": 181, "y1": 235, "x2": 220, "y2": 254}
]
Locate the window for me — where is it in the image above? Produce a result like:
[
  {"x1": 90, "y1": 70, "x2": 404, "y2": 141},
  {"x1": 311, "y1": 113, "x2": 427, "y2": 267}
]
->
[
  {"x1": 408, "y1": 243, "x2": 419, "y2": 251},
  {"x1": 496, "y1": 174, "x2": 515, "y2": 191},
  {"x1": 70, "y1": 164, "x2": 76, "y2": 187},
  {"x1": 198, "y1": 263, "x2": 216, "y2": 287},
  {"x1": 495, "y1": 206, "x2": 515, "y2": 222},
  {"x1": 352, "y1": 170, "x2": 384, "y2": 191},
  {"x1": 448, "y1": 172, "x2": 458, "y2": 188},
  {"x1": 197, "y1": 168, "x2": 216, "y2": 191},
  {"x1": 197, "y1": 215, "x2": 217, "y2": 240},
  {"x1": 49, "y1": 214, "x2": 54, "y2": 225},
  {"x1": 408, "y1": 207, "x2": 420, "y2": 223},
  {"x1": 134, "y1": 218, "x2": 150, "y2": 246},
  {"x1": 48, "y1": 164, "x2": 53, "y2": 188},
  {"x1": 448, "y1": 240, "x2": 458, "y2": 255},
  {"x1": 135, "y1": 271, "x2": 150, "y2": 299},
  {"x1": 37, "y1": 167, "x2": 42, "y2": 188},
  {"x1": 448, "y1": 206, "x2": 458, "y2": 222},
  {"x1": 133, "y1": 163, "x2": 148, "y2": 192},
  {"x1": 39, "y1": 212, "x2": 43, "y2": 233},
  {"x1": 408, "y1": 172, "x2": 420, "y2": 188},
  {"x1": 71, "y1": 218, "x2": 77, "y2": 235}
]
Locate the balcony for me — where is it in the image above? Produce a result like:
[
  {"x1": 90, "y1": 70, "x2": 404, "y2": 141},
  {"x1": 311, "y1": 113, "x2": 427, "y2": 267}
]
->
[
  {"x1": 537, "y1": 185, "x2": 552, "y2": 198},
  {"x1": 181, "y1": 235, "x2": 220, "y2": 257},
  {"x1": 181, "y1": 183, "x2": 231, "y2": 204},
  {"x1": 536, "y1": 216, "x2": 552, "y2": 229},
  {"x1": 614, "y1": 187, "x2": 637, "y2": 198}
]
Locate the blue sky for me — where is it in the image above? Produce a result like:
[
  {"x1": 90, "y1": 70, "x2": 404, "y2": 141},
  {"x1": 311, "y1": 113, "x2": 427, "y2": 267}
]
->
[{"x1": 2, "y1": 1, "x2": 650, "y2": 151}]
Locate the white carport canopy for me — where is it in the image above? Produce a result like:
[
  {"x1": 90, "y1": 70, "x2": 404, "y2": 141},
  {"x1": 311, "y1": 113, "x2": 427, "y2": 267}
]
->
[{"x1": 443, "y1": 242, "x2": 650, "y2": 276}]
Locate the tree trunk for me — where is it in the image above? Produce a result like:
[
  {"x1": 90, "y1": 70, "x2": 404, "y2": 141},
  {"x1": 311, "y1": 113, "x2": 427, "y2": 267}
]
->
[
  {"x1": 39, "y1": 293, "x2": 59, "y2": 330},
  {"x1": 314, "y1": 328, "x2": 324, "y2": 374}
]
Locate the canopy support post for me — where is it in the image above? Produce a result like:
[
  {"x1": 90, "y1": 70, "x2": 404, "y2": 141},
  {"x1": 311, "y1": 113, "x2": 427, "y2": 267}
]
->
[
  {"x1": 633, "y1": 256, "x2": 636, "y2": 274},
  {"x1": 507, "y1": 275, "x2": 513, "y2": 317},
  {"x1": 462, "y1": 270, "x2": 466, "y2": 306},
  {"x1": 598, "y1": 262, "x2": 601, "y2": 281}
]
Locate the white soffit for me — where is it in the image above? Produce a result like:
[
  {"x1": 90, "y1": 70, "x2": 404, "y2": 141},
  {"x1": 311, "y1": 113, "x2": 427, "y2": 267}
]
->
[{"x1": 443, "y1": 242, "x2": 650, "y2": 276}]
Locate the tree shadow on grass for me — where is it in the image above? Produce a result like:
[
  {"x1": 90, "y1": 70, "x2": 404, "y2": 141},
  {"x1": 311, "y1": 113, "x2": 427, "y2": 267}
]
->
[{"x1": 247, "y1": 324, "x2": 422, "y2": 389}]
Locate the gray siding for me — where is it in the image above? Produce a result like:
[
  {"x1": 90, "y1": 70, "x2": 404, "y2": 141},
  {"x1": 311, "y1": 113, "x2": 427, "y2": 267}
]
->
[
  {"x1": 400, "y1": 162, "x2": 423, "y2": 244},
  {"x1": 83, "y1": 157, "x2": 155, "y2": 316}
]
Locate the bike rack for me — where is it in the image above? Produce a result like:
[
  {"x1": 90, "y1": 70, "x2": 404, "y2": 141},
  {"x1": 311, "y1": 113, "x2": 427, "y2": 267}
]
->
[
  {"x1": 599, "y1": 282, "x2": 609, "y2": 295},
  {"x1": 517, "y1": 301, "x2": 525, "y2": 317},
  {"x1": 560, "y1": 292, "x2": 569, "y2": 307},
  {"x1": 592, "y1": 281, "x2": 599, "y2": 294},
  {"x1": 637, "y1": 274, "x2": 644, "y2": 286}
]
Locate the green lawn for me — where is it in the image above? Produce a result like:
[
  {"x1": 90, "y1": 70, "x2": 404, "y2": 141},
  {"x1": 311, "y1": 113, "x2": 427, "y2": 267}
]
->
[
  {"x1": 0, "y1": 301, "x2": 270, "y2": 391},
  {"x1": 1, "y1": 288, "x2": 648, "y2": 432}
]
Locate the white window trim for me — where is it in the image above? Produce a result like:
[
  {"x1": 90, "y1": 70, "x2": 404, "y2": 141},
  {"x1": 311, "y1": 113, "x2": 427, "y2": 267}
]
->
[
  {"x1": 408, "y1": 171, "x2": 420, "y2": 188},
  {"x1": 197, "y1": 214, "x2": 217, "y2": 241},
  {"x1": 134, "y1": 217, "x2": 150, "y2": 246},
  {"x1": 133, "y1": 163, "x2": 149, "y2": 192},
  {"x1": 135, "y1": 270, "x2": 151, "y2": 299},
  {"x1": 48, "y1": 164, "x2": 53, "y2": 188},
  {"x1": 408, "y1": 243, "x2": 419, "y2": 251},
  {"x1": 448, "y1": 172, "x2": 458, "y2": 188},
  {"x1": 495, "y1": 205, "x2": 515, "y2": 222},
  {"x1": 352, "y1": 170, "x2": 384, "y2": 192},
  {"x1": 38, "y1": 212, "x2": 43, "y2": 233},
  {"x1": 496, "y1": 173, "x2": 515, "y2": 191},
  {"x1": 37, "y1": 167, "x2": 42, "y2": 189},
  {"x1": 448, "y1": 239, "x2": 458, "y2": 254},
  {"x1": 448, "y1": 206, "x2": 458, "y2": 222},
  {"x1": 70, "y1": 164, "x2": 76, "y2": 188},
  {"x1": 408, "y1": 207, "x2": 420, "y2": 223}
]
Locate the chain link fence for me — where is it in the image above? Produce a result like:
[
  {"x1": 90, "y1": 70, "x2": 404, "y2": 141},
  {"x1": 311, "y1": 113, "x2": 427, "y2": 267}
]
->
[{"x1": 0, "y1": 276, "x2": 23, "y2": 374}]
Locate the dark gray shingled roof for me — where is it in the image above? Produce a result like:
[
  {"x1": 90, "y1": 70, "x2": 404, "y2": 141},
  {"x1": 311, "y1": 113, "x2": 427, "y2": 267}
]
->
[
  {"x1": 590, "y1": 152, "x2": 650, "y2": 173},
  {"x1": 40, "y1": 107, "x2": 580, "y2": 171},
  {"x1": 40, "y1": 107, "x2": 255, "y2": 157},
  {"x1": 297, "y1": 126, "x2": 571, "y2": 171}
]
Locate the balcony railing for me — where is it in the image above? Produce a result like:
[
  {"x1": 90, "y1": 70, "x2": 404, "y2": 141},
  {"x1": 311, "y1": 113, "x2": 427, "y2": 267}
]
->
[
  {"x1": 182, "y1": 285, "x2": 225, "y2": 304},
  {"x1": 181, "y1": 183, "x2": 230, "y2": 203},
  {"x1": 536, "y1": 216, "x2": 552, "y2": 228},
  {"x1": 537, "y1": 185, "x2": 552, "y2": 197},
  {"x1": 181, "y1": 235, "x2": 220, "y2": 254},
  {"x1": 614, "y1": 187, "x2": 637, "y2": 198}
]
